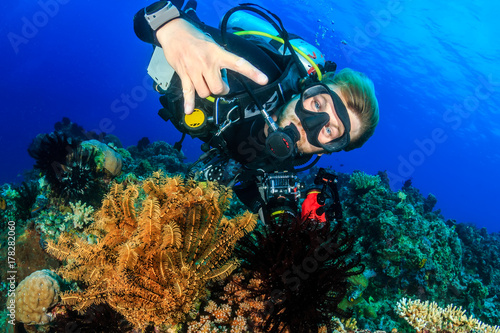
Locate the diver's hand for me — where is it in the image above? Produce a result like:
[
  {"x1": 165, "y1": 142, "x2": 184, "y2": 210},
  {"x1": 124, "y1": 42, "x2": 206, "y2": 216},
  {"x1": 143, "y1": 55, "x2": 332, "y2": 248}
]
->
[{"x1": 156, "y1": 19, "x2": 269, "y2": 114}]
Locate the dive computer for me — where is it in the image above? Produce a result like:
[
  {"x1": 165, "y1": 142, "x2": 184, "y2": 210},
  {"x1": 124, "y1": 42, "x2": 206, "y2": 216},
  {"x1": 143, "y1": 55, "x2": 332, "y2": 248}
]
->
[{"x1": 145, "y1": 1, "x2": 181, "y2": 31}]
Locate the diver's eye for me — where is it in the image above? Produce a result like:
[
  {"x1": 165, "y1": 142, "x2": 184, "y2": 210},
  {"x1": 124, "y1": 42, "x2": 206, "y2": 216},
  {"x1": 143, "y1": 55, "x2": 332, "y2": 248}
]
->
[
  {"x1": 314, "y1": 100, "x2": 321, "y2": 111},
  {"x1": 325, "y1": 127, "x2": 332, "y2": 135}
]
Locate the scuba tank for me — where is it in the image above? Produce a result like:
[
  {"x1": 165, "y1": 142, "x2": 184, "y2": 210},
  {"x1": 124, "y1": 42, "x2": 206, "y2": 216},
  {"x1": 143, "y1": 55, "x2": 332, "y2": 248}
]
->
[{"x1": 225, "y1": 11, "x2": 326, "y2": 76}]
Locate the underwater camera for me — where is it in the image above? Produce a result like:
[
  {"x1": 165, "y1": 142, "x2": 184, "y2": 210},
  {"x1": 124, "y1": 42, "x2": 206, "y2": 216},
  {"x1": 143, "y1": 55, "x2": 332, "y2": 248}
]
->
[{"x1": 258, "y1": 171, "x2": 305, "y2": 220}]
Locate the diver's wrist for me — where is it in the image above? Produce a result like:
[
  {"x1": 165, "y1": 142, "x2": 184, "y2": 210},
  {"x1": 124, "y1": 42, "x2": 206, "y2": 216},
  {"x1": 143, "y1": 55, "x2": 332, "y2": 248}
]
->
[
  {"x1": 145, "y1": 1, "x2": 180, "y2": 31},
  {"x1": 155, "y1": 18, "x2": 188, "y2": 48}
]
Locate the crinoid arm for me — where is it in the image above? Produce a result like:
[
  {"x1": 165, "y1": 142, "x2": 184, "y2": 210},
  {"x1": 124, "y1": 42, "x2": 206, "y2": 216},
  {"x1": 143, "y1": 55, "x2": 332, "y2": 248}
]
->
[{"x1": 47, "y1": 171, "x2": 257, "y2": 329}]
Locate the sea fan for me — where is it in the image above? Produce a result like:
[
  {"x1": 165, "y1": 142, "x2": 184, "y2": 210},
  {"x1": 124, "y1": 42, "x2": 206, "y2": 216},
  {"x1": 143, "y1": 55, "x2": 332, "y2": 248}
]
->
[{"x1": 235, "y1": 215, "x2": 364, "y2": 332}]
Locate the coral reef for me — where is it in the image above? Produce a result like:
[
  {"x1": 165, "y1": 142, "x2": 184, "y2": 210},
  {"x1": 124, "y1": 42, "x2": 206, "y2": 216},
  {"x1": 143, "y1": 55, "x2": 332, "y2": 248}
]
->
[
  {"x1": 46, "y1": 171, "x2": 257, "y2": 329},
  {"x1": 14, "y1": 269, "x2": 61, "y2": 325},
  {"x1": 127, "y1": 140, "x2": 188, "y2": 177},
  {"x1": 186, "y1": 273, "x2": 266, "y2": 332},
  {"x1": 396, "y1": 298, "x2": 500, "y2": 332},
  {"x1": 4, "y1": 129, "x2": 500, "y2": 332},
  {"x1": 319, "y1": 168, "x2": 500, "y2": 330}
]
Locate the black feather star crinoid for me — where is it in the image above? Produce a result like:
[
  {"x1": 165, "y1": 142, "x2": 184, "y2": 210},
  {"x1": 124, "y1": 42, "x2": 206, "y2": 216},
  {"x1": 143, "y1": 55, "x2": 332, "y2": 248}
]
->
[
  {"x1": 28, "y1": 132, "x2": 106, "y2": 204},
  {"x1": 235, "y1": 215, "x2": 364, "y2": 333}
]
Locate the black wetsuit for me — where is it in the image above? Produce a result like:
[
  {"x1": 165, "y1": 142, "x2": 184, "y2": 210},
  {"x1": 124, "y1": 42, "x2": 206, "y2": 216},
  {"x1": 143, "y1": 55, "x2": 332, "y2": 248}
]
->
[{"x1": 134, "y1": 2, "x2": 308, "y2": 211}]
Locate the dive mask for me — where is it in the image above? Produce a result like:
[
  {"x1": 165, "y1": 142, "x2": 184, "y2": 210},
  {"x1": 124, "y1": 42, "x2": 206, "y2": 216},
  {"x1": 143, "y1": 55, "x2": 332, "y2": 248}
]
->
[{"x1": 295, "y1": 83, "x2": 351, "y2": 152}]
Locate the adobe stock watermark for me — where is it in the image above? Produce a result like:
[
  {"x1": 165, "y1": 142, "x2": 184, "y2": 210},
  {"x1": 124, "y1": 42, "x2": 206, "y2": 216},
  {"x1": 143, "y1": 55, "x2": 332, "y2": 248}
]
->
[
  {"x1": 387, "y1": 73, "x2": 500, "y2": 188},
  {"x1": 340, "y1": 0, "x2": 404, "y2": 63},
  {"x1": 7, "y1": 0, "x2": 70, "y2": 54}
]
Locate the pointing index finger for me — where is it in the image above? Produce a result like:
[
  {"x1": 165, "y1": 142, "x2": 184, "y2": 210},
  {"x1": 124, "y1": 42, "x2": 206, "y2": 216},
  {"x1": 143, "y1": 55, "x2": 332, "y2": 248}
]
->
[{"x1": 229, "y1": 56, "x2": 269, "y2": 86}]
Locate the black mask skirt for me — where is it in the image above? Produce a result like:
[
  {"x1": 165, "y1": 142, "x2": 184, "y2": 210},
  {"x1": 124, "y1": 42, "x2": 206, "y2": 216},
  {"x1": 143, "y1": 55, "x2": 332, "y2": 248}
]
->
[{"x1": 294, "y1": 83, "x2": 351, "y2": 152}]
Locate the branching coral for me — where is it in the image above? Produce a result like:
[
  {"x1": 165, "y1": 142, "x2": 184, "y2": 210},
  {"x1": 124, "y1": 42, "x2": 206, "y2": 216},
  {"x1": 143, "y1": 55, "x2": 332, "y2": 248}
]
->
[
  {"x1": 186, "y1": 273, "x2": 266, "y2": 332},
  {"x1": 63, "y1": 200, "x2": 95, "y2": 230},
  {"x1": 46, "y1": 171, "x2": 257, "y2": 329},
  {"x1": 396, "y1": 298, "x2": 500, "y2": 333}
]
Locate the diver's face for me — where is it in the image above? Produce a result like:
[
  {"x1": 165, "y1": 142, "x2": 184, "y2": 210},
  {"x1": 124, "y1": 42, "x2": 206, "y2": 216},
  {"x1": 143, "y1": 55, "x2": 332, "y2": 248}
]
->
[{"x1": 277, "y1": 85, "x2": 362, "y2": 154}]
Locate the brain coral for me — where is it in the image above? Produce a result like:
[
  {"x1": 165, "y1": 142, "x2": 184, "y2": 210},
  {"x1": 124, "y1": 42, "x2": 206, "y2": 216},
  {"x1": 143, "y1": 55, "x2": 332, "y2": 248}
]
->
[{"x1": 15, "y1": 269, "x2": 60, "y2": 325}]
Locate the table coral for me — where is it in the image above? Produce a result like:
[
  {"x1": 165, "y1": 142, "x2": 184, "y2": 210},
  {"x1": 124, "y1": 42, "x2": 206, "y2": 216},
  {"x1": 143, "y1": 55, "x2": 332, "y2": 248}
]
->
[
  {"x1": 46, "y1": 171, "x2": 257, "y2": 330},
  {"x1": 15, "y1": 269, "x2": 61, "y2": 325}
]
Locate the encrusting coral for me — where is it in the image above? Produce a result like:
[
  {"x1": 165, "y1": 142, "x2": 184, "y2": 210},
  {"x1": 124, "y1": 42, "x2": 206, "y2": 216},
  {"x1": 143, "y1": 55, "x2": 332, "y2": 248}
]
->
[
  {"x1": 46, "y1": 171, "x2": 257, "y2": 330},
  {"x1": 14, "y1": 269, "x2": 61, "y2": 325},
  {"x1": 396, "y1": 298, "x2": 500, "y2": 333}
]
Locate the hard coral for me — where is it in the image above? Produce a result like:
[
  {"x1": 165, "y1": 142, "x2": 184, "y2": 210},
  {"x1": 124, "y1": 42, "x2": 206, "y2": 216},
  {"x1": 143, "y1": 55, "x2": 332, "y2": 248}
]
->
[
  {"x1": 63, "y1": 200, "x2": 95, "y2": 230},
  {"x1": 396, "y1": 298, "x2": 500, "y2": 333},
  {"x1": 186, "y1": 273, "x2": 266, "y2": 332},
  {"x1": 14, "y1": 269, "x2": 61, "y2": 325},
  {"x1": 46, "y1": 171, "x2": 257, "y2": 330},
  {"x1": 80, "y1": 139, "x2": 123, "y2": 176}
]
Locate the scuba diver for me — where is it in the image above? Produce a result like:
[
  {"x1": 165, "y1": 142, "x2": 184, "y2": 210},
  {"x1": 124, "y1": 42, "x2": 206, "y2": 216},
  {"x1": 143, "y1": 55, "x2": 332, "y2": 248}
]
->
[{"x1": 133, "y1": 1, "x2": 380, "y2": 222}]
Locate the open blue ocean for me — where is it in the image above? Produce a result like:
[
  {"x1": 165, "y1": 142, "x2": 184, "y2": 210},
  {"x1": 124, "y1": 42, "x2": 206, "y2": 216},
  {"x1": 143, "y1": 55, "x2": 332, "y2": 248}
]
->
[{"x1": 2, "y1": 0, "x2": 498, "y2": 232}]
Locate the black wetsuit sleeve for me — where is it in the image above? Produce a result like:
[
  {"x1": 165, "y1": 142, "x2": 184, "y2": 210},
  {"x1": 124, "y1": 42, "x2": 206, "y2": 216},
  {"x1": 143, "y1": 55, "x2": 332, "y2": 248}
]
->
[{"x1": 133, "y1": 1, "x2": 186, "y2": 46}]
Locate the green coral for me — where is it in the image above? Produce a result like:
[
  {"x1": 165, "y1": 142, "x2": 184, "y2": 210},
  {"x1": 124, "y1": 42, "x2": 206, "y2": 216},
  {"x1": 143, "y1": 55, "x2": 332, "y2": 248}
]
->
[{"x1": 349, "y1": 171, "x2": 381, "y2": 194}]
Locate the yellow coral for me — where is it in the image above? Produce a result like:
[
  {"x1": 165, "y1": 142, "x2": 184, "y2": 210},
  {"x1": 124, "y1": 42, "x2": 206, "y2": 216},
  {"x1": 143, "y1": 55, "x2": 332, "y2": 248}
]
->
[
  {"x1": 46, "y1": 171, "x2": 257, "y2": 329},
  {"x1": 396, "y1": 298, "x2": 500, "y2": 333},
  {"x1": 14, "y1": 270, "x2": 60, "y2": 325}
]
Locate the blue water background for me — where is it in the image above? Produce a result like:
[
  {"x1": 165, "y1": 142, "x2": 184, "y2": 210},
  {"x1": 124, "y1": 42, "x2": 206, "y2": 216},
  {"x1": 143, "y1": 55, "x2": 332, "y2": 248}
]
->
[{"x1": 1, "y1": 0, "x2": 499, "y2": 231}]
